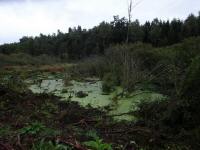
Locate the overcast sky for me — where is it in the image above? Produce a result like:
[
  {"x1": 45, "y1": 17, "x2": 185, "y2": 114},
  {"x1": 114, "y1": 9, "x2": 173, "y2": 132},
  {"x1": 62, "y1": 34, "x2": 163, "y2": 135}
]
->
[{"x1": 0, "y1": 0, "x2": 199, "y2": 44}]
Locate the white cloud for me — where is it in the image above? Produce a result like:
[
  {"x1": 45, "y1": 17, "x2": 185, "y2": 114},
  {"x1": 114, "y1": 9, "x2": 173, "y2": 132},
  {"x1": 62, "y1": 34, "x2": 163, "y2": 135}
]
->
[{"x1": 0, "y1": 0, "x2": 199, "y2": 44}]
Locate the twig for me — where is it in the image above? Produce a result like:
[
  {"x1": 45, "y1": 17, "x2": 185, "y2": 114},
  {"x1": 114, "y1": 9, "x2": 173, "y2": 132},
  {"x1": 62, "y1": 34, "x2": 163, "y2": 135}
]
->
[
  {"x1": 101, "y1": 127, "x2": 151, "y2": 135},
  {"x1": 16, "y1": 134, "x2": 25, "y2": 150},
  {"x1": 70, "y1": 119, "x2": 98, "y2": 126},
  {"x1": 106, "y1": 112, "x2": 134, "y2": 117}
]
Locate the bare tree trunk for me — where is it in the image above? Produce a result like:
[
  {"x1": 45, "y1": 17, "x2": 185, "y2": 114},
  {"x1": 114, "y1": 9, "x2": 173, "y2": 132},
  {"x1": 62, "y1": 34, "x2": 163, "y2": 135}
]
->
[
  {"x1": 126, "y1": 0, "x2": 144, "y2": 43},
  {"x1": 126, "y1": 0, "x2": 133, "y2": 43}
]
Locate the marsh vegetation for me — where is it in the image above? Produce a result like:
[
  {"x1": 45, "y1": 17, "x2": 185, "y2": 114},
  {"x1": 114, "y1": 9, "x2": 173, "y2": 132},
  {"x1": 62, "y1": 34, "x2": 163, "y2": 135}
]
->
[{"x1": 1, "y1": 12, "x2": 200, "y2": 150}]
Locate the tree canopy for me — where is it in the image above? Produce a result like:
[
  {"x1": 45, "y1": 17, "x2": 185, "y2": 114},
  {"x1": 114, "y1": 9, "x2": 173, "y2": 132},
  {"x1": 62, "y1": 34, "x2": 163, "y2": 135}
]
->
[{"x1": 0, "y1": 12, "x2": 200, "y2": 60}]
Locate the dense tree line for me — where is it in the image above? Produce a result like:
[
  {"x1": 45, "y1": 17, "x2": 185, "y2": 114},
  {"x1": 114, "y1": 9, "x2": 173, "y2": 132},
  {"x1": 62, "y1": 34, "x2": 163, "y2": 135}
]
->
[{"x1": 0, "y1": 12, "x2": 200, "y2": 60}]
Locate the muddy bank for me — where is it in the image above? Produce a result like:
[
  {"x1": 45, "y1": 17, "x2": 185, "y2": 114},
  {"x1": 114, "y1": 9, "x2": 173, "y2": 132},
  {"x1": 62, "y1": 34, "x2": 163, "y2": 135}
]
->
[
  {"x1": 0, "y1": 86, "x2": 161, "y2": 150},
  {"x1": 0, "y1": 85, "x2": 103, "y2": 149}
]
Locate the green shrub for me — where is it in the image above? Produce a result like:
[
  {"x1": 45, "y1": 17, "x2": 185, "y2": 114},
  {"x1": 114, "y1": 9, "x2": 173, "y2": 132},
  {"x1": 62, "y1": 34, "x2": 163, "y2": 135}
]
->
[
  {"x1": 102, "y1": 73, "x2": 118, "y2": 93},
  {"x1": 18, "y1": 122, "x2": 45, "y2": 135},
  {"x1": 18, "y1": 122, "x2": 60, "y2": 137},
  {"x1": 69, "y1": 56, "x2": 107, "y2": 78},
  {"x1": 105, "y1": 43, "x2": 157, "y2": 91},
  {"x1": 181, "y1": 56, "x2": 200, "y2": 99},
  {"x1": 84, "y1": 136, "x2": 112, "y2": 150}
]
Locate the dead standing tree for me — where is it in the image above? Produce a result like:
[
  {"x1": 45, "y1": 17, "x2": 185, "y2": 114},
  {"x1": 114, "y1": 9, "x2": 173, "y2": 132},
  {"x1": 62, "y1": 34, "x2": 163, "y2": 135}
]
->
[
  {"x1": 126, "y1": 0, "x2": 133, "y2": 43},
  {"x1": 126, "y1": 0, "x2": 143, "y2": 43}
]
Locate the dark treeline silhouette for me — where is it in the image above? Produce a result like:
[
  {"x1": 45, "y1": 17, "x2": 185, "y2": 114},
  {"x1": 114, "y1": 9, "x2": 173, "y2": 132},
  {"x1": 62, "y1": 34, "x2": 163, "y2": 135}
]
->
[{"x1": 0, "y1": 12, "x2": 200, "y2": 60}]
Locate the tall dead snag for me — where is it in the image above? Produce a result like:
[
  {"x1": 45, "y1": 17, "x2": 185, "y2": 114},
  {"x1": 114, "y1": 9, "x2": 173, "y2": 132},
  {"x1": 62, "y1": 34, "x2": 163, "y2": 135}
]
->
[
  {"x1": 126, "y1": 0, "x2": 143, "y2": 43},
  {"x1": 126, "y1": 0, "x2": 133, "y2": 43}
]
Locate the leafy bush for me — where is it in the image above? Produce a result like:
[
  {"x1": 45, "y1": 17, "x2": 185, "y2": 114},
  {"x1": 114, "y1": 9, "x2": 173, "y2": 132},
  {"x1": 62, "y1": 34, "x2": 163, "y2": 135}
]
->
[
  {"x1": 104, "y1": 43, "x2": 157, "y2": 91},
  {"x1": 102, "y1": 73, "x2": 118, "y2": 93},
  {"x1": 84, "y1": 136, "x2": 112, "y2": 150},
  {"x1": 181, "y1": 56, "x2": 200, "y2": 99},
  {"x1": 69, "y1": 56, "x2": 107, "y2": 78},
  {"x1": 83, "y1": 130, "x2": 112, "y2": 150}
]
